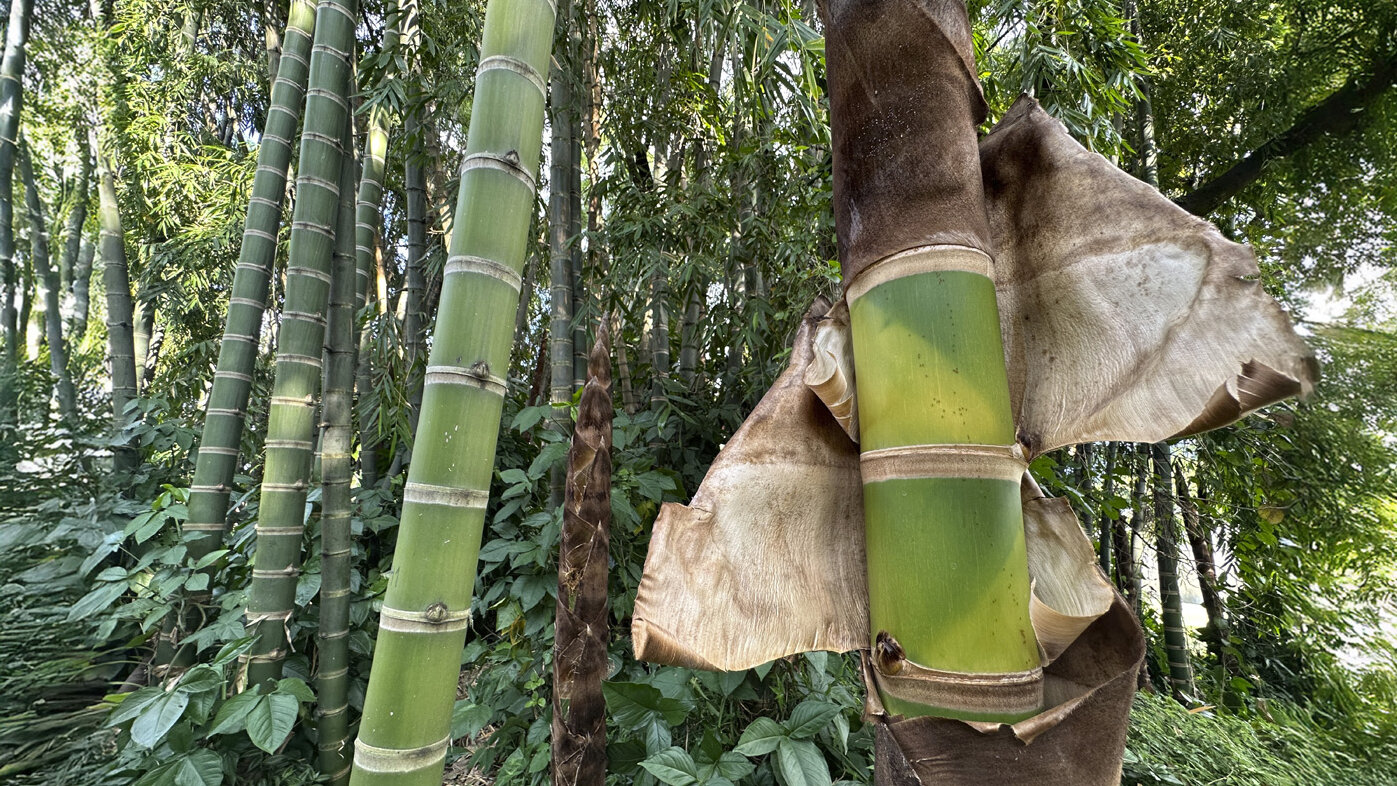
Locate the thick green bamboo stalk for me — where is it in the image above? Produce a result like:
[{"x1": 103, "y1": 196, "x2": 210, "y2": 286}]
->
[
  {"x1": 317, "y1": 117, "x2": 360, "y2": 786},
  {"x1": 245, "y1": 0, "x2": 356, "y2": 688},
  {"x1": 185, "y1": 0, "x2": 317, "y2": 564},
  {"x1": 349, "y1": 0, "x2": 554, "y2": 778},
  {"x1": 826, "y1": 0, "x2": 1040, "y2": 722},
  {"x1": 0, "y1": 0, "x2": 32, "y2": 430},
  {"x1": 18, "y1": 141, "x2": 78, "y2": 422},
  {"x1": 1151, "y1": 441, "x2": 1195, "y2": 698}
]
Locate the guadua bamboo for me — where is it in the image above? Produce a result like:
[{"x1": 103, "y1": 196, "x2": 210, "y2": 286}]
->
[
  {"x1": 186, "y1": 0, "x2": 318, "y2": 565},
  {"x1": 823, "y1": 0, "x2": 1041, "y2": 721},
  {"x1": 349, "y1": 0, "x2": 554, "y2": 777},
  {"x1": 245, "y1": 0, "x2": 356, "y2": 688},
  {"x1": 316, "y1": 117, "x2": 360, "y2": 786}
]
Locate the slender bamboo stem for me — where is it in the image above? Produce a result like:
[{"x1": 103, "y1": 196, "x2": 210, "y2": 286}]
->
[
  {"x1": 355, "y1": 116, "x2": 389, "y2": 490},
  {"x1": 1152, "y1": 442, "x2": 1195, "y2": 699},
  {"x1": 1177, "y1": 470, "x2": 1228, "y2": 668},
  {"x1": 0, "y1": 0, "x2": 31, "y2": 432},
  {"x1": 18, "y1": 141, "x2": 77, "y2": 422},
  {"x1": 349, "y1": 0, "x2": 554, "y2": 777},
  {"x1": 317, "y1": 117, "x2": 360, "y2": 786},
  {"x1": 93, "y1": 131, "x2": 138, "y2": 473},
  {"x1": 1098, "y1": 442, "x2": 1119, "y2": 574},
  {"x1": 548, "y1": 13, "x2": 576, "y2": 507},
  {"x1": 245, "y1": 0, "x2": 357, "y2": 688},
  {"x1": 186, "y1": 0, "x2": 318, "y2": 564}
]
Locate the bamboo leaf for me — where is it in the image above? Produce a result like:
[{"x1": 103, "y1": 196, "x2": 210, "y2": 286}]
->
[{"x1": 67, "y1": 581, "x2": 127, "y2": 621}]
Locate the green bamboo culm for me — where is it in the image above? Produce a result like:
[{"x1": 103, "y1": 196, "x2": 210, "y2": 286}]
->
[
  {"x1": 316, "y1": 117, "x2": 360, "y2": 786},
  {"x1": 0, "y1": 0, "x2": 31, "y2": 432},
  {"x1": 1151, "y1": 441, "x2": 1196, "y2": 698},
  {"x1": 185, "y1": 0, "x2": 318, "y2": 565},
  {"x1": 349, "y1": 0, "x2": 555, "y2": 778},
  {"x1": 352, "y1": 1, "x2": 399, "y2": 489},
  {"x1": 852, "y1": 269, "x2": 1040, "y2": 722},
  {"x1": 824, "y1": 0, "x2": 1041, "y2": 722},
  {"x1": 244, "y1": 0, "x2": 357, "y2": 689},
  {"x1": 18, "y1": 141, "x2": 78, "y2": 423}
]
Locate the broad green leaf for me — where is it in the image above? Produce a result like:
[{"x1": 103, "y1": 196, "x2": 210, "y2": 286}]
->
[
  {"x1": 774, "y1": 738, "x2": 830, "y2": 786},
  {"x1": 246, "y1": 692, "x2": 298, "y2": 753},
  {"x1": 176, "y1": 665, "x2": 223, "y2": 694},
  {"x1": 130, "y1": 690, "x2": 191, "y2": 748},
  {"x1": 784, "y1": 700, "x2": 842, "y2": 740},
  {"x1": 603, "y1": 681, "x2": 691, "y2": 730},
  {"x1": 275, "y1": 677, "x2": 315, "y2": 703},
  {"x1": 107, "y1": 686, "x2": 163, "y2": 725},
  {"x1": 451, "y1": 701, "x2": 493, "y2": 739},
  {"x1": 66, "y1": 581, "x2": 127, "y2": 621},
  {"x1": 712, "y1": 752, "x2": 756, "y2": 781},
  {"x1": 207, "y1": 690, "x2": 260, "y2": 736},
  {"x1": 734, "y1": 717, "x2": 786, "y2": 756},
  {"x1": 640, "y1": 747, "x2": 700, "y2": 786}
]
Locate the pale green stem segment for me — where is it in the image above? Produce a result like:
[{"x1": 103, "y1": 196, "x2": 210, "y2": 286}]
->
[
  {"x1": 851, "y1": 259, "x2": 1042, "y2": 722},
  {"x1": 0, "y1": 0, "x2": 31, "y2": 431},
  {"x1": 18, "y1": 141, "x2": 78, "y2": 422},
  {"x1": 348, "y1": 0, "x2": 555, "y2": 779},
  {"x1": 245, "y1": 0, "x2": 357, "y2": 689},
  {"x1": 317, "y1": 117, "x2": 360, "y2": 786},
  {"x1": 185, "y1": 0, "x2": 318, "y2": 564}
]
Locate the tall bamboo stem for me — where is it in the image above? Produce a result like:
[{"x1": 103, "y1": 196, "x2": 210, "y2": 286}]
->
[
  {"x1": 826, "y1": 0, "x2": 1040, "y2": 722},
  {"x1": 547, "y1": 12, "x2": 576, "y2": 507},
  {"x1": 186, "y1": 0, "x2": 318, "y2": 564},
  {"x1": 0, "y1": 0, "x2": 31, "y2": 431},
  {"x1": 245, "y1": 0, "x2": 356, "y2": 688},
  {"x1": 316, "y1": 117, "x2": 360, "y2": 786},
  {"x1": 349, "y1": 0, "x2": 554, "y2": 777},
  {"x1": 1152, "y1": 442, "x2": 1195, "y2": 699},
  {"x1": 18, "y1": 142, "x2": 77, "y2": 422}
]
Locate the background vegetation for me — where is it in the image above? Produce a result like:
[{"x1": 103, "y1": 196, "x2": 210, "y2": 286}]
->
[{"x1": 1, "y1": 0, "x2": 1395, "y2": 784}]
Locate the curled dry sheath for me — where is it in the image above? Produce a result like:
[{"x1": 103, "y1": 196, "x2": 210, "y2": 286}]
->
[{"x1": 632, "y1": 0, "x2": 1316, "y2": 782}]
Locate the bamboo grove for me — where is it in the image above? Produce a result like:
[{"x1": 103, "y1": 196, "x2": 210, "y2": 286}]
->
[{"x1": 0, "y1": 0, "x2": 1396, "y2": 785}]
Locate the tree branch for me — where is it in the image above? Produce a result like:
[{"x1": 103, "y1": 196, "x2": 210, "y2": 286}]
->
[{"x1": 1175, "y1": 50, "x2": 1397, "y2": 217}]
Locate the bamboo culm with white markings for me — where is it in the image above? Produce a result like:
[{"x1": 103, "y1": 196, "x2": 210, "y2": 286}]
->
[
  {"x1": 349, "y1": 0, "x2": 555, "y2": 777},
  {"x1": 316, "y1": 116, "x2": 360, "y2": 786},
  {"x1": 244, "y1": 0, "x2": 357, "y2": 689},
  {"x1": 185, "y1": 0, "x2": 318, "y2": 565},
  {"x1": 18, "y1": 141, "x2": 77, "y2": 422}
]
